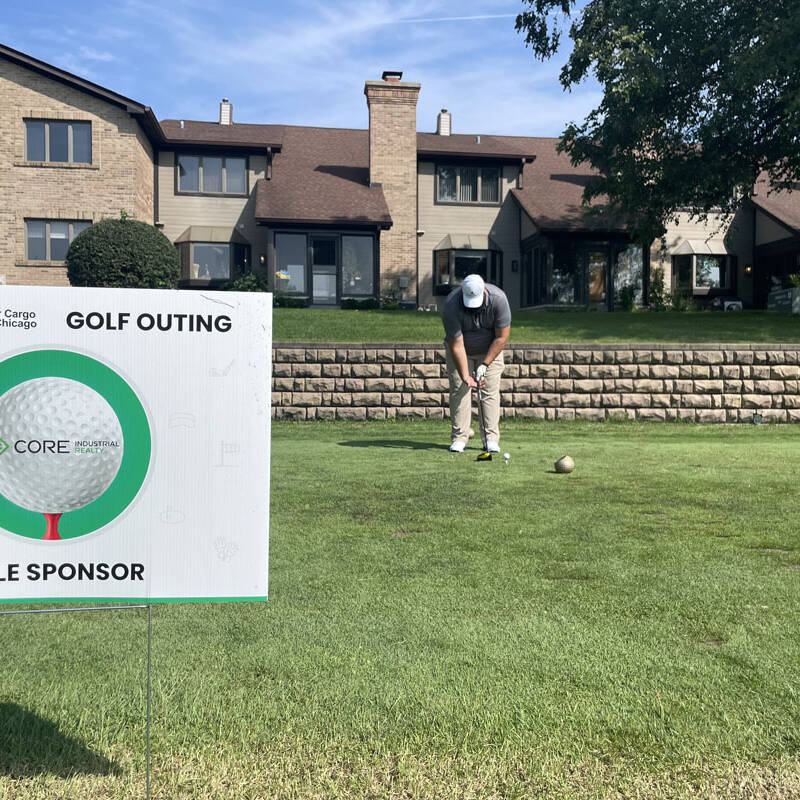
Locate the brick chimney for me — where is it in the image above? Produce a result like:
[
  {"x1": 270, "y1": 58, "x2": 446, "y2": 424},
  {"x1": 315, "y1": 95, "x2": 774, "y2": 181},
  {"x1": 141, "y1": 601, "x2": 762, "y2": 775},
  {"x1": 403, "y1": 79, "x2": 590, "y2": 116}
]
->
[
  {"x1": 364, "y1": 71, "x2": 420, "y2": 300},
  {"x1": 219, "y1": 98, "x2": 233, "y2": 125}
]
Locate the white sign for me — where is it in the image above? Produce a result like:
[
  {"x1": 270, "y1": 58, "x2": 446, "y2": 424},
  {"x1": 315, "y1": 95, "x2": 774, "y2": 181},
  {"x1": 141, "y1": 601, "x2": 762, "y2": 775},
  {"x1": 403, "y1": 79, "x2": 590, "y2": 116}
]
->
[{"x1": 0, "y1": 285, "x2": 271, "y2": 603}]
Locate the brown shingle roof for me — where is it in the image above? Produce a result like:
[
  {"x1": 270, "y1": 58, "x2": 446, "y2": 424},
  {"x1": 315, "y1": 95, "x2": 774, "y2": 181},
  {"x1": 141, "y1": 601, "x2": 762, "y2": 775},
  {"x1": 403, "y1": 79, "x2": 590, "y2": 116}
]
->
[
  {"x1": 512, "y1": 138, "x2": 627, "y2": 233},
  {"x1": 417, "y1": 132, "x2": 536, "y2": 159},
  {"x1": 254, "y1": 126, "x2": 391, "y2": 228},
  {"x1": 159, "y1": 119, "x2": 284, "y2": 149},
  {"x1": 751, "y1": 175, "x2": 800, "y2": 233}
]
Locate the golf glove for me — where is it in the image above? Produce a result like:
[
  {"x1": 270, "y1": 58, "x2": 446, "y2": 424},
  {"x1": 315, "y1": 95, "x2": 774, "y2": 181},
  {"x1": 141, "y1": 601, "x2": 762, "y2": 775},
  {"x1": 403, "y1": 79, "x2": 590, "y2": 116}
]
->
[{"x1": 475, "y1": 363, "x2": 488, "y2": 383}]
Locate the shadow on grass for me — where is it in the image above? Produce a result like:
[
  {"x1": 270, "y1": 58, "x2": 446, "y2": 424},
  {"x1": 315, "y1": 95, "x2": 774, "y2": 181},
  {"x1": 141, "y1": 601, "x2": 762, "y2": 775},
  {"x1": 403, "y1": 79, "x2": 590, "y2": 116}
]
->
[
  {"x1": 338, "y1": 439, "x2": 450, "y2": 451},
  {"x1": 0, "y1": 702, "x2": 119, "y2": 778}
]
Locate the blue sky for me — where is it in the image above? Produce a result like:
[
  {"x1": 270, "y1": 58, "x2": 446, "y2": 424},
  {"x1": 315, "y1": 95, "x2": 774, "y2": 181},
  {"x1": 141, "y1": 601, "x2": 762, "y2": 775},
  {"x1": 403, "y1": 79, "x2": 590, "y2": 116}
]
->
[{"x1": 2, "y1": 0, "x2": 600, "y2": 136}]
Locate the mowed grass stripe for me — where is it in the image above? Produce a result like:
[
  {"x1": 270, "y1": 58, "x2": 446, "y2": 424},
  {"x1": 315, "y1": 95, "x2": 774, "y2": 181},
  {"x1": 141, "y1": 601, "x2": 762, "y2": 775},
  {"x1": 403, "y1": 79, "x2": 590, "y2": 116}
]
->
[{"x1": 1, "y1": 420, "x2": 799, "y2": 799}]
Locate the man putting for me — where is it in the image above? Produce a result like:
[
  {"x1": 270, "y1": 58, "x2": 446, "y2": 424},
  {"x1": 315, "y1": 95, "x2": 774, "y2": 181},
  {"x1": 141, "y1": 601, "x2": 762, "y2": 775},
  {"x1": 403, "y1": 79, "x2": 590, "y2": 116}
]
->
[{"x1": 441, "y1": 274, "x2": 511, "y2": 453}]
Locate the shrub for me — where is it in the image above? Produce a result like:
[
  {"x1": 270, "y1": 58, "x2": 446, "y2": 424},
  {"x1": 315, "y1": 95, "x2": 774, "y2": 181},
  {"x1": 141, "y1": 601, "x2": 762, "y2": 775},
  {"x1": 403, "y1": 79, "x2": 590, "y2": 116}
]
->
[
  {"x1": 274, "y1": 295, "x2": 307, "y2": 308},
  {"x1": 648, "y1": 267, "x2": 669, "y2": 311},
  {"x1": 789, "y1": 273, "x2": 800, "y2": 288},
  {"x1": 670, "y1": 288, "x2": 692, "y2": 312},
  {"x1": 227, "y1": 273, "x2": 269, "y2": 292},
  {"x1": 342, "y1": 298, "x2": 380, "y2": 310},
  {"x1": 67, "y1": 214, "x2": 179, "y2": 289},
  {"x1": 616, "y1": 284, "x2": 637, "y2": 311}
]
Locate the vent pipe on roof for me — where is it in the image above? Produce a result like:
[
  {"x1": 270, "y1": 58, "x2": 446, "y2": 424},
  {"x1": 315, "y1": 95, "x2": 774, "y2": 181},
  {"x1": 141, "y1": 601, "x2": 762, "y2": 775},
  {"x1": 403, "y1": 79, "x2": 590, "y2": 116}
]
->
[
  {"x1": 179, "y1": 120, "x2": 184, "y2": 129},
  {"x1": 219, "y1": 98, "x2": 233, "y2": 125},
  {"x1": 436, "y1": 109, "x2": 451, "y2": 136}
]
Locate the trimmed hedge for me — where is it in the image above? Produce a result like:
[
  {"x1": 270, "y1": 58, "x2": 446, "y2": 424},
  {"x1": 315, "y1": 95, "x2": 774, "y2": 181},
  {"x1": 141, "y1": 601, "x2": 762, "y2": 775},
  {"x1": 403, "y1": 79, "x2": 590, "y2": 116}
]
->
[{"x1": 67, "y1": 217, "x2": 180, "y2": 289}]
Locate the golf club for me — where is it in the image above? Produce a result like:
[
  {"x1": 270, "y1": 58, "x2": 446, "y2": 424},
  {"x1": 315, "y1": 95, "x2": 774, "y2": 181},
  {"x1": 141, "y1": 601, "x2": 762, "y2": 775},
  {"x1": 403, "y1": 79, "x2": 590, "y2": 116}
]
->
[{"x1": 476, "y1": 381, "x2": 492, "y2": 461}]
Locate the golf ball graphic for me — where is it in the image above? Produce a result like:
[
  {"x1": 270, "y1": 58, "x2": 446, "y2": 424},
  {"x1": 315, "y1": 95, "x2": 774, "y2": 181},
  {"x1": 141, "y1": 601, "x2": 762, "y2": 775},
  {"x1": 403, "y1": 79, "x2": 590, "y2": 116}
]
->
[{"x1": 0, "y1": 377, "x2": 123, "y2": 540}]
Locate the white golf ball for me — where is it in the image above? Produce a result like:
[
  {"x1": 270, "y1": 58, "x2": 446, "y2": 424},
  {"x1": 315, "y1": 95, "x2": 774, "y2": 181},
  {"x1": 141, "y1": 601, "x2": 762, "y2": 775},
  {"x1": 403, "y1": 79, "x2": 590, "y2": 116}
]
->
[
  {"x1": 0, "y1": 377, "x2": 124, "y2": 513},
  {"x1": 503, "y1": 452, "x2": 510, "y2": 460}
]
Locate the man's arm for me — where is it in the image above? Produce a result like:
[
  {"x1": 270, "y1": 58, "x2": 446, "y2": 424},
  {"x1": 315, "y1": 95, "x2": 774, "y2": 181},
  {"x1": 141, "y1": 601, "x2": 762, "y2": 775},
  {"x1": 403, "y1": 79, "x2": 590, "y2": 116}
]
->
[
  {"x1": 446, "y1": 334, "x2": 478, "y2": 388},
  {"x1": 482, "y1": 326, "x2": 510, "y2": 369}
]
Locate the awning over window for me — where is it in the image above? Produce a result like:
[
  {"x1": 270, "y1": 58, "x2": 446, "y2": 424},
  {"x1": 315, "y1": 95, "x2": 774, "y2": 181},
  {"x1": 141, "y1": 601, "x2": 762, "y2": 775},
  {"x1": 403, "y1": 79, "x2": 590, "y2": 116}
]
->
[
  {"x1": 434, "y1": 233, "x2": 500, "y2": 251},
  {"x1": 175, "y1": 225, "x2": 250, "y2": 244},
  {"x1": 669, "y1": 238, "x2": 731, "y2": 256}
]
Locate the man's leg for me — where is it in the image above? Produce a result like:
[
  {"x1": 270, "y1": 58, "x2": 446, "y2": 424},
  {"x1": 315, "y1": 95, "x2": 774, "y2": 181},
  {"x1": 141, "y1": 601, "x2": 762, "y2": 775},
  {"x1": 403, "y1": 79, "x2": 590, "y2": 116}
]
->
[
  {"x1": 445, "y1": 347, "x2": 473, "y2": 447},
  {"x1": 480, "y1": 352, "x2": 504, "y2": 447}
]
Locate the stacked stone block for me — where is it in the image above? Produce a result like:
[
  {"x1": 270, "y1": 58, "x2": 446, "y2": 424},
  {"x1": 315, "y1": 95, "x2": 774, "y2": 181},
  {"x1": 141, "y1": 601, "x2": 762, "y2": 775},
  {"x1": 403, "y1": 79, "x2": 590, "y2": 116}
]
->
[{"x1": 272, "y1": 344, "x2": 800, "y2": 423}]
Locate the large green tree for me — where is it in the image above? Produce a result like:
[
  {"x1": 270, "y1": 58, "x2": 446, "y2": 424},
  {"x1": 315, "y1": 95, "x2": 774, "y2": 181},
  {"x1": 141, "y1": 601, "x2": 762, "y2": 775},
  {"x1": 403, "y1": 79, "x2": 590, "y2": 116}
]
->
[{"x1": 516, "y1": 0, "x2": 800, "y2": 242}]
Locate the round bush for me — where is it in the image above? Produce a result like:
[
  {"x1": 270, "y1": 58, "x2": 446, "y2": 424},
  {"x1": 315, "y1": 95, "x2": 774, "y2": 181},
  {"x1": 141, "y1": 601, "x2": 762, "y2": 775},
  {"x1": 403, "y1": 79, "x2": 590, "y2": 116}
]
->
[{"x1": 67, "y1": 217, "x2": 180, "y2": 289}]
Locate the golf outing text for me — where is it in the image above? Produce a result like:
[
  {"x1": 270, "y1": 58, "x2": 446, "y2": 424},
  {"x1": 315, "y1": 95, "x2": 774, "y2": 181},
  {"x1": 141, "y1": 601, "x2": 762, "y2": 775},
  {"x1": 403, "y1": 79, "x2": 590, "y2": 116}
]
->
[{"x1": 66, "y1": 311, "x2": 232, "y2": 332}]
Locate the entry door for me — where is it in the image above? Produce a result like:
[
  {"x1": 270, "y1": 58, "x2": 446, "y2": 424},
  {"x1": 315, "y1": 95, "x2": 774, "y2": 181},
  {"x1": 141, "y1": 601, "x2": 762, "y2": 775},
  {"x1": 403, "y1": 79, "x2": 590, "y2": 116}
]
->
[
  {"x1": 587, "y1": 250, "x2": 607, "y2": 305},
  {"x1": 312, "y1": 237, "x2": 337, "y2": 304}
]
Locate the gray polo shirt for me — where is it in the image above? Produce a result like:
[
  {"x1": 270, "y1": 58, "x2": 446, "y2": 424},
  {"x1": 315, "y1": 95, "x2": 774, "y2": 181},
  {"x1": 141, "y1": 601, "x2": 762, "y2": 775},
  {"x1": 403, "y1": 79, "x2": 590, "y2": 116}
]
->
[{"x1": 441, "y1": 283, "x2": 512, "y2": 355}]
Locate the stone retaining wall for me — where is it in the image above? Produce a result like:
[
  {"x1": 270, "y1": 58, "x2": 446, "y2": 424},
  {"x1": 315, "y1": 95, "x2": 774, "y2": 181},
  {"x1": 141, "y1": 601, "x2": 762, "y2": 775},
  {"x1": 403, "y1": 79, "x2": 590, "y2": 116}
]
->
[{"x1": 271, "y1": 343, "x2": 800, "y2": 423}]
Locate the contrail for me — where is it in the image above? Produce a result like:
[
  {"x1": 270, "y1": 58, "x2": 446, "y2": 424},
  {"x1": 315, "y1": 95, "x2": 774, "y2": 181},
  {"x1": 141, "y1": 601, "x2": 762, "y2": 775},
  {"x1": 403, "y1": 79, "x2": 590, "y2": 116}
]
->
[{"x1": 391, "y1": 13, "x2": 517, "y2": 24}]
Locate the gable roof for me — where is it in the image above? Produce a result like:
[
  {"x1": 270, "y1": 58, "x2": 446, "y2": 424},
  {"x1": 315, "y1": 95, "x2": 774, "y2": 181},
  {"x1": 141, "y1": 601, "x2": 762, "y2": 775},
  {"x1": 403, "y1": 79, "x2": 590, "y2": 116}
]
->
[
  {"x1": 512, "y1": 138, "x2": 628, "y2": 234},
  {"x1": 0, "y1": 42, "x2": 163, "y2": 144},
  {"x1": 751, "y1": 176, "x2": 800, "y2": 233},
  {"x1": 160, "y1": 119, "x2": 284, "y2": 151},
  {"x1": 254, "y1": 126, "x2": 391, "y2": 228}
]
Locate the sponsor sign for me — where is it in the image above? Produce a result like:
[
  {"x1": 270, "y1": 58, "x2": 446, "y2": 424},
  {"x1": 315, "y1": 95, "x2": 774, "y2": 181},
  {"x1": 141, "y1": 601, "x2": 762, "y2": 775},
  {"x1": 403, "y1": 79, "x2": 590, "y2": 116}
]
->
[{"x1": 0, "y1": 286, "x2": 271, "y2": 603}]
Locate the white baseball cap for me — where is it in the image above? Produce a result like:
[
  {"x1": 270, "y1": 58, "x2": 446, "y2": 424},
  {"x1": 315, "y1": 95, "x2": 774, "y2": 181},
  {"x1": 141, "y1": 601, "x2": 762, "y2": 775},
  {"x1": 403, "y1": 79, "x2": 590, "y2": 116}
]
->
[{"x1": 461, "y1": 274, "x2": 485, "y2": 308}]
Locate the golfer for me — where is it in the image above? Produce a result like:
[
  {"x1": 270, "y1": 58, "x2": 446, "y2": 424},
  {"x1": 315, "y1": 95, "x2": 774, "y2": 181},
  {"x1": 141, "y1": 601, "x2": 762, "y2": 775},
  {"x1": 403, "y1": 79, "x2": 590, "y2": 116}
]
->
[{"x1": 441, "y1": 274, "x2": 511, "y2": 453}]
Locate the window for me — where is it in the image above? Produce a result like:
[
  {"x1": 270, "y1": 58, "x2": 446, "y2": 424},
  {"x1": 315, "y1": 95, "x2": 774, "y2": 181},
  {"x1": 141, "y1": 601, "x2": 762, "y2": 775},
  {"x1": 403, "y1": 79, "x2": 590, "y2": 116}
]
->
[
  {"x1": 434, "y1": 249, "x2": 502, "y2": 293},
  {"x1": 177, "y1": 155, "x2": 248, "y2": 194},
  {"x1": 25, "y1": 120, "x2": 92, "y2": 164},
  {"x1": 341, "y1": 235, "x2": 374, "y2": 296},
  {"x1": 436, "y1": 165, "x2": 501, "y2": 204},
  {"x1": 179, "y1": 242, "x2": 250, "y2": 282},
  {"x1": 695, "y1": 254, "x2": 731, "y2": 289},
  {"x1": 275, "y1": 233, "x2": 307, "y2": 294},
  {"x1": 25, "y1": 219, "x2": 90, "y2": 261}
]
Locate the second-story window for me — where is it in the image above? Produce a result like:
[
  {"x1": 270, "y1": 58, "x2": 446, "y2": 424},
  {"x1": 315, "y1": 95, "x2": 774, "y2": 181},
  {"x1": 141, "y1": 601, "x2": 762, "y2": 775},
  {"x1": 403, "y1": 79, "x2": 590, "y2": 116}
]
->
[
  {"x1": 436, "y1": 165, "x2": 500, "y2": 204},
  {"x1": 177, "y1": 155, "x2": 248, "y2": 195},
  {"x1": 25, "y1": 120, "x2": 92, "y2": 164}
]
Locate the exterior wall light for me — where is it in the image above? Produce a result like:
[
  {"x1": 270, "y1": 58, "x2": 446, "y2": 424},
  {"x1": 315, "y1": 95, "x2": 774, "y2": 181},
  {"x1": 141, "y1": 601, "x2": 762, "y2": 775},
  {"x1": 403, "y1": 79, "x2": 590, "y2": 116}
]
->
[{"x1": 744, "y1": 264, "x2": 753, "y2": 274}]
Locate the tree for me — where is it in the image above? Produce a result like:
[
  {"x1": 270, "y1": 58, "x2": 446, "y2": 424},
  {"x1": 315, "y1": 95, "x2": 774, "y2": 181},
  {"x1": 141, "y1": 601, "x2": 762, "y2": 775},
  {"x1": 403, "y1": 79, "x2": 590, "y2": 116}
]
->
[
  {"x1": 67, "y1": 214, "x2": 180, "y2": 289},
  {"x1": 516, "y1": 0, "x2": 800, "y2": 243}
]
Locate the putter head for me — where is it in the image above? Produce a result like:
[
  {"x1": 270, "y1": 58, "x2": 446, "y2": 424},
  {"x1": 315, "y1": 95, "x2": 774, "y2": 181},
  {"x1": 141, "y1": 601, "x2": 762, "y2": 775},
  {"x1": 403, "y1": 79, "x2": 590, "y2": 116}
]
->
[{"x1": 476, "y1": 451, "x2": 492, "y2": 461}]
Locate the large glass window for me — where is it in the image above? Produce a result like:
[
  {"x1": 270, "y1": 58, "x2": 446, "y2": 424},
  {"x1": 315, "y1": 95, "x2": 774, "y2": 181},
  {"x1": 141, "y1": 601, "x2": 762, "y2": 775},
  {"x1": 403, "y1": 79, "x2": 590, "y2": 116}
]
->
[
  {"x1": 275, "y1": 233, "x2": 307, "y2": 294},
  {"x1": 436, "y1": 165, "x2": 501, "y2": 204},
  {"x1": 177, "y1": 155, "x2": 249, "y2": 194},
  {"x1": 25, "y1": 219, "x2": 90, "y2": 262},
  {"x1": 25, "y1": 120, "x2": 91, "y2": 164},
  {"x1": 433, "y1": 249, "x2": 502, "y2": 293},
  {"x1": 614, "y1": 245, "x2": 644, "y2": 305},
  {"x1": 695, "y1": 255, "x2": 729, "y2": 289},
  {"x1": 342, "y1": 235, "x2": 374, "y2": 296},
  {"x1": 551, "y1": 242, "x2": 579, "y2": 304},
  {"x1": 181, "y1": 242, "x2": 250, "y2": 282}
]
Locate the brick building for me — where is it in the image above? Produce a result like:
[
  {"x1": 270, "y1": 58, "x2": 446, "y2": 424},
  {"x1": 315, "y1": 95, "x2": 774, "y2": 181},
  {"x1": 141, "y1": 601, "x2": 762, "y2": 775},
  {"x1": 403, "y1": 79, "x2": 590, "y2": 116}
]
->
[{"x1": 1, "y1": 43, "x2": 797, "y2": 310}]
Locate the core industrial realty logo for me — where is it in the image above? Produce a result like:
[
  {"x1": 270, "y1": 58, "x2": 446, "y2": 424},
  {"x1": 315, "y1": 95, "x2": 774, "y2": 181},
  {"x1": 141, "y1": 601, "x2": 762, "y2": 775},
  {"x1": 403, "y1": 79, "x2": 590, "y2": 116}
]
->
[{"x1": 0, "y1": 350, "x2": 151, "y2": 541}]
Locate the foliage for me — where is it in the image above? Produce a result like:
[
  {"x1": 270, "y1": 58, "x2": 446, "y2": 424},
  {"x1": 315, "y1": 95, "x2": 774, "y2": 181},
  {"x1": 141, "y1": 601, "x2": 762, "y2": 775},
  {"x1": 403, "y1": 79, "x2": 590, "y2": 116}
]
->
[
  {"x1": 516, "y1": 0, "x2": 800, "y2": 243},
  {"x1": 670, "y1": 288, "x2": 694, "y2": 312},
  {"x1": 66, "y1": 213, "x2": 179, "y2": 289},
  {"x1": 615, "y1": 284, "x2": 637, "y2": 312},
  {"x1": 226, "y1": 272, "x2": 269, "y2": 292},
  {"x1": 788, "y1": 274, "x2": 800, "y2": 289},
  {"x1": 380, "y1": 289, "x2": 400, "y2": 310},
  {"x1": 647, "y1": 267, "x2": 669, "y2": 311},
  {"x1": 274, "y1": 295, "x2": 307, "y2": 308},
  {"x1": 341, "y1": 297, "x2": 381, "y2": 310}
]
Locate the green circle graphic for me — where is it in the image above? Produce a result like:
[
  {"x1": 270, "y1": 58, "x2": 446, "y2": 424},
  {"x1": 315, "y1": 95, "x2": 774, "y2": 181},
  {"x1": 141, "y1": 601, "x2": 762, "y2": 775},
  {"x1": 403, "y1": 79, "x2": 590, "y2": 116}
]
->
[{"x1": 0, "y1": 350, "x2": 151, "y2": 540}]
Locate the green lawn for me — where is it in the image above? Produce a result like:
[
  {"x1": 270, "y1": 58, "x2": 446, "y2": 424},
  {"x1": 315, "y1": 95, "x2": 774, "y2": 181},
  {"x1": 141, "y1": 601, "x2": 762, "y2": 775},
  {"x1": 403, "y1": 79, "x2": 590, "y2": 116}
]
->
[
  {"x1": 274, "y1": 308, "x2": 800, "y2": 344},
  {"x1": 2, "y1": 420, "x2": 799, "y2": 799}
]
